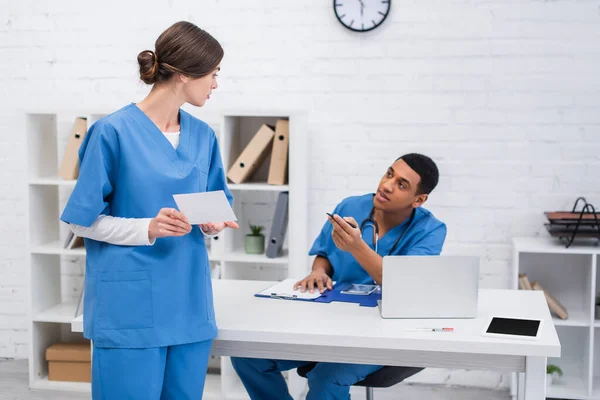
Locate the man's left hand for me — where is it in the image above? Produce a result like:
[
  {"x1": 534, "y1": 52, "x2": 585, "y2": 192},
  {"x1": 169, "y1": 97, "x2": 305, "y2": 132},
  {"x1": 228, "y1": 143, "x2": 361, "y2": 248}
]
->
[
  {"x1": 328, "y1": 214, "x2": 362, "y2": 252},
  {"x1": 199, "y1": 221, "x2": 240, "y2": 235}
]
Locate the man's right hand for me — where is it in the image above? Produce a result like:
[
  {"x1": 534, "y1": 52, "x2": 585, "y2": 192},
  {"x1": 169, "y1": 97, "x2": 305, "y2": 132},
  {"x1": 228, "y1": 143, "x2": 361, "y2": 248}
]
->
[
  {"x1": 148, "y1": 208, "x2": 192, "y2": 241},
  {"x1": 294, "y1": 271, "x2": 333, "y2": 294}
]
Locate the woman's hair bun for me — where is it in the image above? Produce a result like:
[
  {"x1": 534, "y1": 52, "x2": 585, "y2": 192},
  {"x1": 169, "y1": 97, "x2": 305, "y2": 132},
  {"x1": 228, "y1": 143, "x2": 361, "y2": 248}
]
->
[{"x1": 138, "y1": 50, "x2": 159, "y2": 85}]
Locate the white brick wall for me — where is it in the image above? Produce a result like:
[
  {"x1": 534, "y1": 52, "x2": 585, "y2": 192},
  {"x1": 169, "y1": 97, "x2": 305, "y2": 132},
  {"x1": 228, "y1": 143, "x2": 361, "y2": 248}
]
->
[{"x1": 2, "y1": 0, "x2": 600, "y2": 389}]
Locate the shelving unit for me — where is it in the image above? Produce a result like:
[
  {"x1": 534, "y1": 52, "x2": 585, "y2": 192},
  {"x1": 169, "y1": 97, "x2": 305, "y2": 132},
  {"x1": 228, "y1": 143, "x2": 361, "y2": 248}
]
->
[
  {"x1": 512, "y1": 237, "x2": 600, "y2": 399},
  {"x1": 26, "y1": 110, "x2": 308, "y2": 399},
  {"x1": 209, "y1": 111, "x2": 308, "y2": 399},
  {"x1": 25, "y1": 112, "x2": 106, "y2": 392}
]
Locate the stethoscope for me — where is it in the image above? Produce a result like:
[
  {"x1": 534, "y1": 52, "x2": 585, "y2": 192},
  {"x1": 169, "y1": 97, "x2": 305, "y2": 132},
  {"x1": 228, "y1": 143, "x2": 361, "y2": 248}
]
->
[{"x1": 359, "y1": 207, "x2": 416, "y2": 255}]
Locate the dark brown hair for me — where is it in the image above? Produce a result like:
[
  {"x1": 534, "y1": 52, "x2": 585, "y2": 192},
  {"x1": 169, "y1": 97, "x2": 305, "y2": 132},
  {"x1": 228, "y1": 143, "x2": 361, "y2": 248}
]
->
[
  {"x1": 137, "y1": 21, "x2": 224, "y2": 85},
  {"x1": 396, "y1": 153, "x2": 439, "y2": 195}
]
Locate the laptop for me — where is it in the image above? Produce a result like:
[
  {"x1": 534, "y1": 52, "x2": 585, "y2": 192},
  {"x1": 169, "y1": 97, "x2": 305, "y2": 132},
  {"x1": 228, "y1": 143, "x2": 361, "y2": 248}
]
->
[{"x1": 379, "y1": 255, "x2": 480, "y2": 319}]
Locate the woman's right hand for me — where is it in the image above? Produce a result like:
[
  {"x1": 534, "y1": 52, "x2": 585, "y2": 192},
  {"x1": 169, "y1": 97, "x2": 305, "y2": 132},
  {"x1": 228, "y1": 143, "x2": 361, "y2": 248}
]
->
[
  {"x1": 148, "y1": 208, "x2": 192, "y2": 241},
  {"x1": 293, "y1": 271, "x2": 333, "y2": 294}
]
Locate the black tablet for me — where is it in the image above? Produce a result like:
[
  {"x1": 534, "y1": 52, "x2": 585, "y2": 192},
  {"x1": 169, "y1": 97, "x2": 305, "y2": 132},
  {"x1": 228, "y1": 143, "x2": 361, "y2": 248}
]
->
[{"x1": 482, "y1": 317, "x2": 543, "y2": 340}]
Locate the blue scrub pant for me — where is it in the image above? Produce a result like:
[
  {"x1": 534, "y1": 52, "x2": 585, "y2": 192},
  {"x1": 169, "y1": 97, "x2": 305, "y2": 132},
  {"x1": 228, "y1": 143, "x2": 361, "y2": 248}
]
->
[
  {"x1": 92, "y1": 339, "x2": 212, "y2": 400},
  {"x1": 230, "y1": 357, "x2": 383, "y2": 400}
]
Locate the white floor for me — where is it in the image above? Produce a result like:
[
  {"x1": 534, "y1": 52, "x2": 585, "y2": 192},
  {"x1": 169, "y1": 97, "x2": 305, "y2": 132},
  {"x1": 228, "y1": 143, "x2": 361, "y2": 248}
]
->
[{"x1": 1, "y1": 359, "x2": 511, "y2": 400}]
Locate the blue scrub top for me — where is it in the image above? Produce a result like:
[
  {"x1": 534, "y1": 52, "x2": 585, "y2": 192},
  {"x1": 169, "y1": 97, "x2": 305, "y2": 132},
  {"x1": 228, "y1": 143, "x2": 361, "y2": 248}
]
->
[
  {"x1": 60, "y1": 103, "x2": 233, "y2": 349},
  {"x1": 309, "y1": 193, "x2": 447, "y2": 285}
]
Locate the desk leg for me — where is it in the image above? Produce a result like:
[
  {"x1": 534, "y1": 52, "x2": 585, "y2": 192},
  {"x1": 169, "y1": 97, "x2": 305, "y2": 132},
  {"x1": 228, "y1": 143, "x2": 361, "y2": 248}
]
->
[
  {"x1": 524, "y1": 356, "x2": 547, "y2": 400},
  {"x1": 516, "y1": 372, "x2": 525, "y2": 400}
]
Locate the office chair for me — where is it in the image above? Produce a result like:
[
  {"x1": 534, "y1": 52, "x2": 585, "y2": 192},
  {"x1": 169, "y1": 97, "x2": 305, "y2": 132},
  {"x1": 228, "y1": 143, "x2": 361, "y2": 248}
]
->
[{"x1": 297, "y1": 364, "x2": 423, "y2": 400}]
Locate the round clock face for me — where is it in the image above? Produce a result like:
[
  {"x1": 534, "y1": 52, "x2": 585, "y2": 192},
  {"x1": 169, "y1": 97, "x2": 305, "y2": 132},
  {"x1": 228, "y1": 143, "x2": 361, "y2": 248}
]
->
[{"x1": 334, "y1": 0, "x2": 391, "y2": 32}]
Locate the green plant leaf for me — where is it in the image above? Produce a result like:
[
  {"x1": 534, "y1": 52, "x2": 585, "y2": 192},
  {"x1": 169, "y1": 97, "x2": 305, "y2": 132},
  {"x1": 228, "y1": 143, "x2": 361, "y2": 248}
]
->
[
  {"x1": 546, "y1": 364, "x2": 563, "y2": 377},
  {"x1": 248, "y1": 223, "x2": 264, "y2": 236}
]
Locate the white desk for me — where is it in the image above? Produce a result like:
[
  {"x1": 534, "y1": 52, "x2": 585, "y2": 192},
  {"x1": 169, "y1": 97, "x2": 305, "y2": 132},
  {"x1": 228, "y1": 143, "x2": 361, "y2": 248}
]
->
[{"x1": 72, "y1": 279, "x2": 560, "y2": 399}]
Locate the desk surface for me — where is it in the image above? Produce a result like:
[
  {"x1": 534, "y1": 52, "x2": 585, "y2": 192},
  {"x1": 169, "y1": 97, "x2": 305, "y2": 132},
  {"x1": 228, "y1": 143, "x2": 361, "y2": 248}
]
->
[
  {"x1": 72, "y1": 279, "x2": 560, "y2": 358},
  {"x1": 212, "y1": 280, "x2": 560, "y2": 358}
]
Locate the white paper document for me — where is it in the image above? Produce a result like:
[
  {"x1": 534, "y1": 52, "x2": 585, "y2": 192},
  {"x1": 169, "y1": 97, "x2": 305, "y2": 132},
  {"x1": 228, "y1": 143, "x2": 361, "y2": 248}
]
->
[
  {"x1": 257, "y1": 278, "x2": 324, "y2": 300},
  {"x1": 173, "y1": 190, "x2": 237, "y2": 225}
]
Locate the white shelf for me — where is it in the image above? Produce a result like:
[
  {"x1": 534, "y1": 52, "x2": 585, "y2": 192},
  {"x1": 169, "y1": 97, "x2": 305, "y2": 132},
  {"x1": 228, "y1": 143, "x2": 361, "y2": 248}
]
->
[
  {"x1": 228, "y1": 183, "x2": 289, "y2": 192},
  {"x1": 548, "y1": 376, "x2": 589, "y2": 399},
  {"x1": 555, "y1": 310, "x2": 591, "y2": 327},
  {"x1": 71, "y1": 315, "x2": 83, "y2": 333},
  {"x1": 514, "y1": 237, "x2": 600, "y2": 255},
  {"x1": 31, "y1": 240, "x2": 85, "y2": 256},
  {"x1": 31, "y1": 376, "x2": 90, "y2": 392},
  {"x1": 28, "y1": 177, "x2": 77, "y2": 187},
  {"x1": 34, "y1": 300, "x2": 78, "y2": 323}
]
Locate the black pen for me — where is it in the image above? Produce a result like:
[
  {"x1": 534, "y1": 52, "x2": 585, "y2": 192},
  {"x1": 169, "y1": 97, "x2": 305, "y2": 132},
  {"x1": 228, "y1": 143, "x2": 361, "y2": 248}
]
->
[{"x1": 326, "y1": 212, "x2": 357, "y2": 229}]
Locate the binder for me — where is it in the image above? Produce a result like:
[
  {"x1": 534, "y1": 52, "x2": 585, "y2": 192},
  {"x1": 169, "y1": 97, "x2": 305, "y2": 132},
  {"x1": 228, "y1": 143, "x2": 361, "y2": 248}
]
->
[
  {"x1": 63, "y1": 230, "x2": 75, "y2": 249},
  {"x1": 266, "y1": 191, "x2": 288, "y2": 258},
  {"x1": 70, "y1": 236, "x2": 84, "y2": 249},
  {"x1": 63, "y1": 230, "x2": 84, "y2": 249},
  {"x1": 267, "y1": 119, "x2": 289, "y2": 185},
  {"x1": 59, "y1": 117, "x2": 87, "y2": 180},
  {"x1": 226, "y1": 124, "x2": 275, "y2": 184}
]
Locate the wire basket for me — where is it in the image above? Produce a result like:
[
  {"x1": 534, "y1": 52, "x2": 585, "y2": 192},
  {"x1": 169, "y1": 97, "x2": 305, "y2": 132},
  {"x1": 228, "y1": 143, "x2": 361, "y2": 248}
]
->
[{"x1": 545, "y1": 197, "x2": 600, "y2": 248}]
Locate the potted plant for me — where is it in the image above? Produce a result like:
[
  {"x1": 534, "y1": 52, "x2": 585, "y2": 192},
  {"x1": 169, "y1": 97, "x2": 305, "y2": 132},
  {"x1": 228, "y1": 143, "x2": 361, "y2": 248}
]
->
[
  {"x1": 596, "y1": 294, "x2": 600, "y2": 319},
  {"x1": 245, "y1": 223, "x2": 265, "y2": 254},
  {"x1": 546, "y1": 364, "x2": 563, "y2": 387}
]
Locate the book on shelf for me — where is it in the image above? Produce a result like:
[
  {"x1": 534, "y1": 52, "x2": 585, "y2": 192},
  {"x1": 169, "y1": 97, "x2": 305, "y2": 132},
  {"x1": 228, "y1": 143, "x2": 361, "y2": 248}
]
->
[
  {"x1": 518, "y1": 273, "x2": 533, "y2": 290},
  {"x1": 531, "y1": 280, "x2": 569, "y2": 320},
  {"x1": 58, "y1": 117, "x2": 87, "y2": 180}
]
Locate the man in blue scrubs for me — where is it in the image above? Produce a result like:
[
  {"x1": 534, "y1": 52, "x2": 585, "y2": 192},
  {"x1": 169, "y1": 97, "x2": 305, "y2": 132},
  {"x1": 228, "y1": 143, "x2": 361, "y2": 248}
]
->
[{"x1": 231, "y1": 153, "x2": 447, "y2": 400}]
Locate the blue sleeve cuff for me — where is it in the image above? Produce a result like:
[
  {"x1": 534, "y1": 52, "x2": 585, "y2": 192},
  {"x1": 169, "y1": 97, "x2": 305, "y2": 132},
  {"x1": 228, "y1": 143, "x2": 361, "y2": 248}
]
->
[
  {"x1": 308, "y1": 249, "x2": 328, "y2": 258},
  {"x1": 60, "y1": 204, "x2": 101, "y2": 228}
]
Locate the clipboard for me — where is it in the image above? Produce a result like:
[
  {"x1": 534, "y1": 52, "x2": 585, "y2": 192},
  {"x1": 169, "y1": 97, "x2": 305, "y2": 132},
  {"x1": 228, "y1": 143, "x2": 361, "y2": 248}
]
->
[
  {"x1": 255, "y1": 278, "x2": 325, "y2": 302},
  {"x1": 255, "y1": 280, "x2": 381, "y2": 307}
]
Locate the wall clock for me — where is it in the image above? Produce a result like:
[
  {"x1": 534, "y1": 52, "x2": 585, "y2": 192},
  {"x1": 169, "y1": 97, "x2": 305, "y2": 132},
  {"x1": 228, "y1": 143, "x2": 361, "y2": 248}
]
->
[{"x1": 333, "y1": 0, "x2": 391, "y2": 32}]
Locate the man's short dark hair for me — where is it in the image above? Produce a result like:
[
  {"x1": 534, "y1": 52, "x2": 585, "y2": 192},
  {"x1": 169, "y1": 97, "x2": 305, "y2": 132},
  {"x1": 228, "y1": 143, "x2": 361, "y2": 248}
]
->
[{"x1": 396, "y1": 153, "x2": 439, "y2": 195}]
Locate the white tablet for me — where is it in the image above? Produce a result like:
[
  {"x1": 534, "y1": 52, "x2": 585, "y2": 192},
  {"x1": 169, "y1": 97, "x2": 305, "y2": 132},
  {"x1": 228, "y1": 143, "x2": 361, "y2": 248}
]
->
[{"x1": 482, "y1": 317, "x2": 544, "y2": 340}]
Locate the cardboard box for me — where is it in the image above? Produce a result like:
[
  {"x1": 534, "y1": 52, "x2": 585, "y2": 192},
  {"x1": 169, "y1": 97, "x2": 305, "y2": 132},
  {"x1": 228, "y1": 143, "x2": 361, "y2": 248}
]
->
[{"x1": 46, "y1": 342, "x2": 91, "y2": 383}]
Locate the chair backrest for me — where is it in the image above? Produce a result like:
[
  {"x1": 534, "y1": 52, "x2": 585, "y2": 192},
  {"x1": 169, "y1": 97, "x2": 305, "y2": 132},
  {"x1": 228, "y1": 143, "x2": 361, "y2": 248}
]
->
[
  {"x1": 297, "y1": 364, "x2": 423, "y2": 388},
  {"x1": 296, "y1": 362, "x2": 317, "y2": 378}
]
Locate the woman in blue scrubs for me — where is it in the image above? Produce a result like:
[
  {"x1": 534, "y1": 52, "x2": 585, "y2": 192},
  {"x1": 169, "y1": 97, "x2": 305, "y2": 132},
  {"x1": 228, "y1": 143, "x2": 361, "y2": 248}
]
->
[
  {"x1": 231, "y1": 153, "x2": 447, "y2": 400},
  {"x1": 60, "y1": 21, "x2": 237, "y2": 399}
]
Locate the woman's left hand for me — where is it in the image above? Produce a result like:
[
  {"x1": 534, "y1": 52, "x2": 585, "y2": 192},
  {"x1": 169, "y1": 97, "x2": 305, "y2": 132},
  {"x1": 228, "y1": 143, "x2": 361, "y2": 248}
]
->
[
  {"x1": 328, "y1": 214, "x2": 362, "y2": 252},
  {"x1": 199, "y1": 221, "x2": 239, "y2": 235}
]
